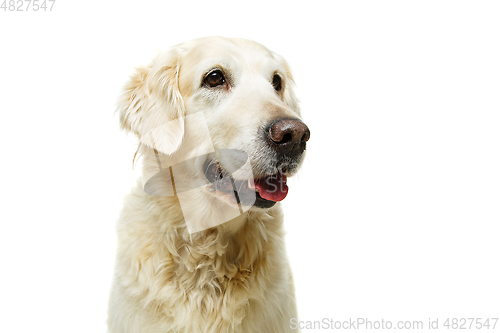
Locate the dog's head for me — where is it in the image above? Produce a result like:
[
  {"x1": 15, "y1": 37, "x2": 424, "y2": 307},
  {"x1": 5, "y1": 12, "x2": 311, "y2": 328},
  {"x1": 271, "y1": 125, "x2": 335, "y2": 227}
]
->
[{"x1": 118, "y1": 37, "x2": 309, "y2": 224}]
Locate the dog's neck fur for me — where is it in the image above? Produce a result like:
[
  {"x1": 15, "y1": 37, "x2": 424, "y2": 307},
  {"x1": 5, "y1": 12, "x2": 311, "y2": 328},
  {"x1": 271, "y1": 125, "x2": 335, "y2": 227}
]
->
[
  {"x1": 116, "y1": 187, "x2": 287, "y2": 331},
  {"x1": 153, "y1": 194, "x2": 284, "y2": 277},
  {"x1": 120, "y1": 183, "x2": 285, "y2": 280}
]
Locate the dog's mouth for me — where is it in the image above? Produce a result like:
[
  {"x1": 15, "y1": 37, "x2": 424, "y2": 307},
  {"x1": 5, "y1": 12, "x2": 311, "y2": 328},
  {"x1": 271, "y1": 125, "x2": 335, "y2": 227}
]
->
[{"x1": 204, "y1": 162, "x2": 288, "y2": 209}]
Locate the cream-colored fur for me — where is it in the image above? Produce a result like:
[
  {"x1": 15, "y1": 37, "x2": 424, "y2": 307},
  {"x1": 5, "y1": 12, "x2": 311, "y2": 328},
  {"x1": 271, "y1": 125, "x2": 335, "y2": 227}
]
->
[{"x1": 108, "y1": 37, "x2": 305, "y2": 333}]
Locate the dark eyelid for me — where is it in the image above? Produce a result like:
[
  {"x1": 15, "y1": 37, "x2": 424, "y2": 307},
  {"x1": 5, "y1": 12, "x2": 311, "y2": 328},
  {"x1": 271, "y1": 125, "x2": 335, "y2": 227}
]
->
[
  {"x1": 206, "y1": 67, "x2": 221, "y2": 75},
  {"x1": 204, "y1": 67, "x2": 224, "y2": 80}
]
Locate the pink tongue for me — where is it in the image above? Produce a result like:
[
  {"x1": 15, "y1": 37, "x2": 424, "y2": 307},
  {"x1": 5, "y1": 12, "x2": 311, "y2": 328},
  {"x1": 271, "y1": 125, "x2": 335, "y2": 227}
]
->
[{"x1": 254, "y1": 174, "x2": 288, "y2": 202}]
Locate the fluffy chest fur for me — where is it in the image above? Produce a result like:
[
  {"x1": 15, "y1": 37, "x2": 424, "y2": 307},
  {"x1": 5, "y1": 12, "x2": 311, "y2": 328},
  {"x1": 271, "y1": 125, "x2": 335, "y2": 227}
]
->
[{"x1": 108, "y1": 185, "x2": 298, "y2": 333}]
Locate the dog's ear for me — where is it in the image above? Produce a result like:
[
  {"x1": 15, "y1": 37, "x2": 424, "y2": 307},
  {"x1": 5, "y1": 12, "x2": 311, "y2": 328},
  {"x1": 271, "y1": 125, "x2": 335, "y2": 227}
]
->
[
  {"x1": 117, "y1": 48, "x2": 185, "y2": 139},
  {"x1": 273, "y1": 52, "x2": 301, "y2": 116}
]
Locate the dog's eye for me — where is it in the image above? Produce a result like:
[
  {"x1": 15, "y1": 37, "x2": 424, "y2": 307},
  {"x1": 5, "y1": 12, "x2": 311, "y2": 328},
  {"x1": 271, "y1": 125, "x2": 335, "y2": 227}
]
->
[
  {"x1": 204, "y1": 70, "x2": 225, "y2": 88},
  {"x1": 272, "y1": 74, "x2": 282, "y2": 91}
]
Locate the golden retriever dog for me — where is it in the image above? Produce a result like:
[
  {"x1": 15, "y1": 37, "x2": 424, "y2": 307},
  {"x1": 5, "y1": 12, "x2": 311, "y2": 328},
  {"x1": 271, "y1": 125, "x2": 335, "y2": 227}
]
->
[{"x1": 108, "y1": 36, "x2": 310, "y2": 333}]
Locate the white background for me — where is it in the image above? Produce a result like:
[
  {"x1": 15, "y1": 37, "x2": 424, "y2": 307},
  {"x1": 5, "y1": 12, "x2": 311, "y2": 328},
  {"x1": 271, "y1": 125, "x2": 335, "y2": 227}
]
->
[{"x1": 1, "y1": 1, "x2": 499, "y2": 332}]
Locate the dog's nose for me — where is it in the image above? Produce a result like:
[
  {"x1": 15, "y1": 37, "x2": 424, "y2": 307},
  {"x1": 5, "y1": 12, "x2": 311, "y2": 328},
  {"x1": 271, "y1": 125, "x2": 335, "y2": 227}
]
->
[{"x1": 267, "y1": 118, "x2": 310, "y2": 156}]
